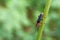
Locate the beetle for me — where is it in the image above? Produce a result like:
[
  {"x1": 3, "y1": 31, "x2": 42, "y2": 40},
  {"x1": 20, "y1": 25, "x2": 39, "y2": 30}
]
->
[{"x1": 36, "y1": 13, "x2": 43, "y2": 28}]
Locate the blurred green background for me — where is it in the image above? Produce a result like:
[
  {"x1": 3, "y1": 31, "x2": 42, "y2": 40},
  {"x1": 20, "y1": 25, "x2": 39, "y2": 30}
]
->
[{"x1": 0, "y1": 0, "x2": 60, "y2": 40}]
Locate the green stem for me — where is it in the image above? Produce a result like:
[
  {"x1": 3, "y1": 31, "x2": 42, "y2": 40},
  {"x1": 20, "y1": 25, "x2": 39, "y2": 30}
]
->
[{"x1": 36, "y1": 0, "x2": 52, "y2": 40}]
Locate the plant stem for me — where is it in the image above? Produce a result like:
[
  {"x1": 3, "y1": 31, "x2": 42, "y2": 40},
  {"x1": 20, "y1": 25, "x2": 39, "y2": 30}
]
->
[{"x1": 36, "y1": 0, "x2": 52, "y2": 40}]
